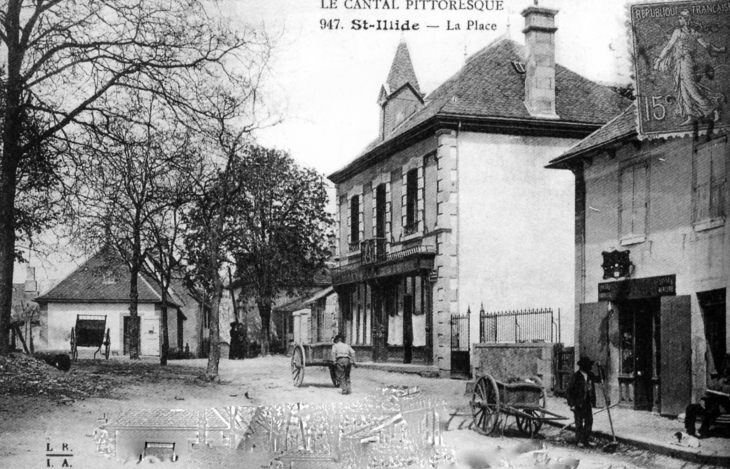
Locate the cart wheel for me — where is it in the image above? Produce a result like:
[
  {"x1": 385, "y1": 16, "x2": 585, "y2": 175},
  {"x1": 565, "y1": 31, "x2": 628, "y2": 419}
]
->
[
  {"x1": 471, "y1": 375, "x2": 500, "y2": 435},
  {"x1": 515, "y1": 409, "x2": 543, "y2": 437},
  {"x1": 291, "y1": 345, "x2": 305, "y2": 387},
  {"x1": 104, "y1": 328, "x2": 111, "y2": 360},
  {"x1": 329, "y1": 364, "x2": 340, "y2": 388},
  {"x1": 70, "y1": 327, "x2": 78, "y2": 361}
]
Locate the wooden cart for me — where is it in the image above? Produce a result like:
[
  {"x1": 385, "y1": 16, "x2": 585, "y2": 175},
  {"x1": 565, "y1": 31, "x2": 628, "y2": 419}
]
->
[
  {"x1": 290, "y1": 343, "x2": 340, "y2": 388},
  {"x1": 70, "y1": 314, "x2": 111, "y2": 361},
  {"x1": 470, "y1": 373, "x2": 567, "y2": 437}
]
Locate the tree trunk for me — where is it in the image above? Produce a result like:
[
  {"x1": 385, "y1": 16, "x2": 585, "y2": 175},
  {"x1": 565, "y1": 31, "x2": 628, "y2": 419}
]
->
[
  {"x1": 0, "y1": 0, "x2": 23, "y2": 355},
  {"x1": 159, "y1": 290, "x2": 170, "y2": 366},
  {"x1": 258, "y1": 299, "x2": 272, "y2": 356},
  {"x1": 205, "y1": 278, "x2": 223, "y2": 380},
  {"x1": 127, "y1": 229, "x2": 142, "y2": 358}
]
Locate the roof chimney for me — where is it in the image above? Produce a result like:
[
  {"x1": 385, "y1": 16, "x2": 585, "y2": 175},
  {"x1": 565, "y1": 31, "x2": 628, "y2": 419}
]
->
[
  {"x1": 522, "y1": 5, "x2": 559, "y2": 119},
  {"x1": 24, "y1": 266, "x2": 37, "y2": 293}
]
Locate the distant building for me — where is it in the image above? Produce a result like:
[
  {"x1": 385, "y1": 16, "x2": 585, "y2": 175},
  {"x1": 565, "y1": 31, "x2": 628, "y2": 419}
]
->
[
  {"x1": 34, "y1": 248, "x2": 202, "y2": 357},
  {"x1": 547, "y1": 104, "x2": 728, "y2": 416},
  {"x1": 327, "y1": 6, "x2": 630, "y2": 375}
]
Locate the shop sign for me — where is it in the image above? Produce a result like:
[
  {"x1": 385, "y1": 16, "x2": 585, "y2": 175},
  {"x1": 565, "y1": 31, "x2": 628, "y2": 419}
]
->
[{"x1": 598, "y1": 274, "x2": 676, "y2": 301}]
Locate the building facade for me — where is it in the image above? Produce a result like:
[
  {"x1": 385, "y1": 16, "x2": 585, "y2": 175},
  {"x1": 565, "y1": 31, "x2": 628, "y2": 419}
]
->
[
  {"x1": 328, "y1": 6, "x2": 630, "y2": 375},
  {"x1": 548, "y1": 104, "x2": 729, "y2": 416},
  {"x1": 34, "y1": 249, "x2": 202, "y2": 357}
]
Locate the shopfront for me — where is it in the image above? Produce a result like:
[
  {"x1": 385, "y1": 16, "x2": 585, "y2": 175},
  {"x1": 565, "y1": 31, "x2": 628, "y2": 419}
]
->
[
  {"x1": 333, "y1": 249, "x2": 435, "y2": 365},
  {"x1": 580, "y1": 274, "x2": 692, "y2": 416}
]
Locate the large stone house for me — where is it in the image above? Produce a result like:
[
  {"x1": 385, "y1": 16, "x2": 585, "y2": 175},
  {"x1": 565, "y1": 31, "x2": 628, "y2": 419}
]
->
[
  {"x1": 327, "y1": 5, "x2": 631, "y2": 376},
  {"x1": 547, "y1": 104, "x2": 729, "y2": 416}
]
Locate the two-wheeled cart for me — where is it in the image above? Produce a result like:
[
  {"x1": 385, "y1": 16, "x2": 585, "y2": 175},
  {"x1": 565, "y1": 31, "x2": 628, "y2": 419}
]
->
[
  {"x1": 470, "y1": 373, "x2": 567, "y2": 437},
  {"x1": 290, "y1": 343, "x2": 340, "y2": 388},
  {"x1": 70, "y1": 314, "x2": 111, "y2": 360}
]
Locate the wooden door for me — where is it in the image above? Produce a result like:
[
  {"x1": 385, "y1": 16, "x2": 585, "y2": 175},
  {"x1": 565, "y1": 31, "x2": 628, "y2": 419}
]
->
[
  {"x1": 579, "y1": 302, "x2": 609, "y2": 407},
  {"x1": 660, "y1": 295, "x2": 691, "y2": 416},
  {"x1": 141, "y1": 317, "x2": 160, "y2": 356}
]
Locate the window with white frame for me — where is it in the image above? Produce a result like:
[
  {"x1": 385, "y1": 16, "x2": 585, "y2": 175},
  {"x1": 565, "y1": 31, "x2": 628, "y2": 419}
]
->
[
  {"x1": 619, "y1": 162, "x2": 648, "y2": 242},
  {"x1": 693, "y1": 139, "x2": 727, "y2": 226}
]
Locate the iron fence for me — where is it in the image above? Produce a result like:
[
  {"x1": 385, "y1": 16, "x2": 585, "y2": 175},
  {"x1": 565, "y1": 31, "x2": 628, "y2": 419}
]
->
[{"x1": 479, "y1": 307, "x2": 560, "y2": 343}]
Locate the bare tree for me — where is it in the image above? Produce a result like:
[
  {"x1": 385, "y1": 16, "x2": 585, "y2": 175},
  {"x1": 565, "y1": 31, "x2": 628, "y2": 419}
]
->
[
  {"x1": 141, "y1": 153, "x2": 200, "y2": 365},
  {"x1": 182, "y1": 127, "x2": 248, "y2": 380},
  {"x1": 0, "y1": 0, "x2": 270, "y2": 355}
]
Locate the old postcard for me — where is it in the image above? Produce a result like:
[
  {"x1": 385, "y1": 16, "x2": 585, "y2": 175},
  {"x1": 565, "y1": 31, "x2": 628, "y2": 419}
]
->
[{"x1": 1, "y1": 1, "x2": 728, "y2": 469}]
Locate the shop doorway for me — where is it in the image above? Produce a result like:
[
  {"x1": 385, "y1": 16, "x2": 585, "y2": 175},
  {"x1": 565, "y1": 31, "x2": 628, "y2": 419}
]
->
[{"x1": 617, "y1": 298, "x2": 660, "y2": 411}]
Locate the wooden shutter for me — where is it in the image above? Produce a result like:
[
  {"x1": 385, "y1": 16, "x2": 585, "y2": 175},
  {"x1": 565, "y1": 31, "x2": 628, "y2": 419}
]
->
[
  {"x1": 695, "y1": 146, "x2": 712, "y2": 222},
  {"x1": 620, "y1": 169, "x2": 633, "y2": 238},
  {"x1": 660, "y1": 295, "x2": 692, "y2": 416},
  {"x1": 633, "y1": 164, "x2": 647, "y2": 236},
  {"x1": 579, "y1": 302, "x2": 610, "y2": 406},
  {"x1": 710, "y1": 140, "x2": 727, "y2": 219}
]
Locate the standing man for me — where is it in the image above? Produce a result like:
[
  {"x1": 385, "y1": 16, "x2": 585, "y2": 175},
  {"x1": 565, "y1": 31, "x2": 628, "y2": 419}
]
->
[
  {"x1": 331, "y1": 334, "x2": 357, "y2": 395},
  {"x1": 566, "y1": 356, "x2": 602, "y2": 447}
]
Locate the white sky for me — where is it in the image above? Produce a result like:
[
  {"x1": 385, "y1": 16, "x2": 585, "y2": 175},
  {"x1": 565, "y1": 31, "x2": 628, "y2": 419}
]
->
[
  {"x1": 221, "y1": 0, "x2": 634, "y2": 176},
  {"x1": 18, "y1": 0, "x2": 635, "y2": 284}
]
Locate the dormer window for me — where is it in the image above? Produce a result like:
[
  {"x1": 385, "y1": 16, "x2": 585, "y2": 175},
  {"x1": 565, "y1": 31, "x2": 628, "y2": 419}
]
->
[
  {"x1": 511, "y1": 61, "x2": 526, "y2": 74},
  {"x1": 102, "y1": 269, "x2": 118, "y2": 285}
]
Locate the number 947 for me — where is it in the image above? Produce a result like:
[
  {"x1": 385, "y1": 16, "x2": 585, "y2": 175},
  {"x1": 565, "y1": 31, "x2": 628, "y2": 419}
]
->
[{"x1": 320, "y1": 19, "x2": 340, "y2": 30}]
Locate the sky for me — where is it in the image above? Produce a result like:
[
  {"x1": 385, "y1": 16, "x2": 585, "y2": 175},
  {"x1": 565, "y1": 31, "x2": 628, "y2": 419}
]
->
[
  {"x1": 18, "y1": 0, "x2": 636, "y2": 285},
  {"x1": 220, "y1": 0, "x2": 634, "y2": 176}
]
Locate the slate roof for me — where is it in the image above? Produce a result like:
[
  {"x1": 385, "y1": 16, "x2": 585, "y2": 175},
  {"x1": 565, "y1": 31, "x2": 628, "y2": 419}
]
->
[
  {"x1": 385, "y1": 40, "x2": 421, "y2": 97},
  {"x1": 546, "y1": 102, "x2": 637, "y2": 169},
  {"x1": 35, "y1": 248, "x2": 166, "y2": 304},
  {"x1": 329, "y1": 37, "x2": 631, "y2": 183}
]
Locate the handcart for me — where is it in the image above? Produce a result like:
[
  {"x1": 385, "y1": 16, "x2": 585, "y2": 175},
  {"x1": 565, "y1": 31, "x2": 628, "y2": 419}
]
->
[
  {"x1": 70, "y1": 314, "x2": 111, "y2": 360},
  {"x1": 290, "y1": 343, "x2": 339, "y2": 387},
  {"x1": 470, "y1": 373, "x2": 567, "y2": 437}
]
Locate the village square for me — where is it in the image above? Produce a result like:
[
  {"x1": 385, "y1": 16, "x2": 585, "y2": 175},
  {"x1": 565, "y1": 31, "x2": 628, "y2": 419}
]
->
[{"x1": 0, "y1": 0, "x2": 728, "y2": 468}]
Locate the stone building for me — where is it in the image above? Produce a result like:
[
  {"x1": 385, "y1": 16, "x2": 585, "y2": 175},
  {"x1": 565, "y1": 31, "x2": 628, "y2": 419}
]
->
[
  {"x1": 327, "y1": 5, "x2": 630, "y2": 375},
  {"x1": 34, "y1": 248, "x2": 202, "y2": 357},
  {"x1": 547, "y1": 103, "x2": 729, "y2": 416}
]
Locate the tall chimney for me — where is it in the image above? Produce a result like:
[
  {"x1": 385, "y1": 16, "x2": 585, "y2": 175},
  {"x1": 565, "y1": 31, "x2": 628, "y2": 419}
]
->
[
  {"x1": 24, "y1": 266, "x2": 37, "y2": 293},
  {"x1": 522, "y1": 5, "x2": 559, "y2": 119}
]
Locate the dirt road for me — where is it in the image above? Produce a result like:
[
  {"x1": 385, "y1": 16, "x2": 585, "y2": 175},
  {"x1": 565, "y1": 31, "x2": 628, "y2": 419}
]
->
[{"x1": 0, "y1": 356, "x2": 713, "y2": 469}]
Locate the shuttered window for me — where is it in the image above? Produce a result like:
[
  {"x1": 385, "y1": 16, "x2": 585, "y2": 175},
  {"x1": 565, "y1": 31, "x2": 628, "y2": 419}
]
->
[
  {"x1": 619, "y1": 163, "x2": 648, "y2": 240},
  {"x1": 694, "y1": 139, "x2": 727, "y2": 223}
]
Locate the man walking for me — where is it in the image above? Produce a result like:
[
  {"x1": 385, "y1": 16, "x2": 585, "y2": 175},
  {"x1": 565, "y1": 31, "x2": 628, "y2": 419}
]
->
[
  {"x1": 331, "y1": 334, "x2": 357, "y2": 395},
  {"x1": 567, "y1": 355, "x2": 601, "y2": 447}
]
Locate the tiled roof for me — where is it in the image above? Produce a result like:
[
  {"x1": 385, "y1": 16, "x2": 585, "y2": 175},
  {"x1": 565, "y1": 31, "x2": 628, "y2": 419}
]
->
[
  {"x1": 385, "y1": 41, "x2": 421, "y2": 97},
  {"x1": 35, "y1": 248, "x2": 164, "y2": 304},
  {"x1": 330, "y1": 38, "x2": 631, "y2": 182},
  {"x1": 547, "y1": 102, "x2": 637, "y2": 168}
]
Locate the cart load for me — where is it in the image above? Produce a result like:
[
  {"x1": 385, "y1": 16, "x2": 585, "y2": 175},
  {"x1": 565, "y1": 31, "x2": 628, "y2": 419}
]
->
[{"x1": 470, "y1": 373, "x2": 567, "y2": 437}]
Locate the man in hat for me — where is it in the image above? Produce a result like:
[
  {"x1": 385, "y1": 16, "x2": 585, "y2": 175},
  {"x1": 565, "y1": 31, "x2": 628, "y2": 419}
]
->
[
  {"x1": 566, "y1": 355, "x2": 602, "y2": 447},
  {"x1": 331, "y1": 334, "x2": 357, "y2": 395}
]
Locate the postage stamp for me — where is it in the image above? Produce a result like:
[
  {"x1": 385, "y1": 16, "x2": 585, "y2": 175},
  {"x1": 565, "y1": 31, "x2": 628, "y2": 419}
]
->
[{"x1": 630, "y1": 0, "x2": 730, "y2": 139}]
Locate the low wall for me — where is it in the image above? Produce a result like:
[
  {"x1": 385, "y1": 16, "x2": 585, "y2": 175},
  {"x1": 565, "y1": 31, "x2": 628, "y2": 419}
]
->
[{"x1": 472, "y1": 343, "x2": 560, "y2": 391}]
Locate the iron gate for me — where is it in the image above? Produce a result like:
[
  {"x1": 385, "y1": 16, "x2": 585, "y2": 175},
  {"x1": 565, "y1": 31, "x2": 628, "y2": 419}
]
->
[{"x1": 450, "y1": 311, "x2": 471, "y2": 379}]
